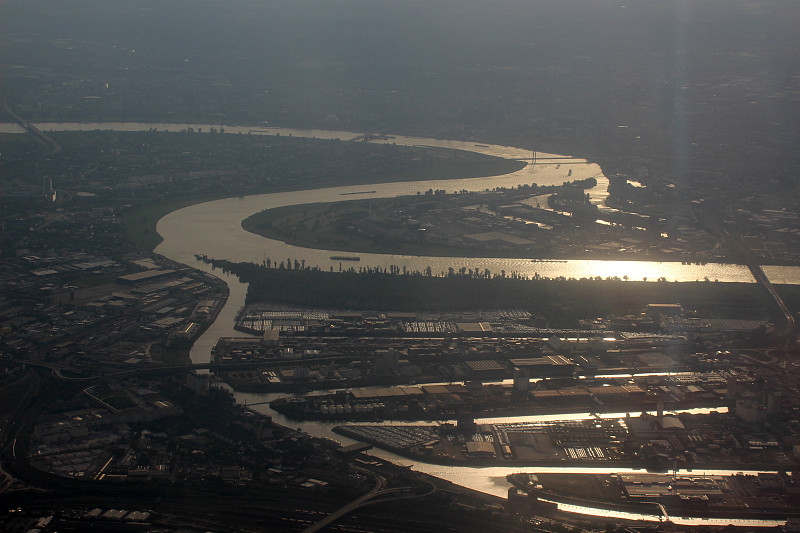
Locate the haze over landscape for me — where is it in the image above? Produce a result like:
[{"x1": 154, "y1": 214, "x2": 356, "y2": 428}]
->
[{"x1": 2, "y1": 1, "x2": 800, "y2": 532}]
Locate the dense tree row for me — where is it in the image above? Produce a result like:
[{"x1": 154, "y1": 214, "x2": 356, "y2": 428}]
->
[{"x1": 200, "y1": 257, "x2": 777, "y2": 326}]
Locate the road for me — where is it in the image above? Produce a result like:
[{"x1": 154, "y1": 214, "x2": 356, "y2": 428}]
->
[
  {"x1": 302, "y1": 467, "x2": 388, "y2": 533},
  {"x1": 693, "y1": 201, "x2": 797, "y2": 343},
  {"x1": 16, "y1": 359, "x2": 271, "y2": 382},
  {"x1": 302, "y1": 460, "x2": 438, "y2": 533},
  {"x1": 2, "y1": 103, "x2": 61, "y2": 155}
]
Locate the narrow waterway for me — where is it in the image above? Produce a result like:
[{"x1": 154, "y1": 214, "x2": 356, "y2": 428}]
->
[{"x1": 234, "y1": 394, "x2": 784, "y2": 527}]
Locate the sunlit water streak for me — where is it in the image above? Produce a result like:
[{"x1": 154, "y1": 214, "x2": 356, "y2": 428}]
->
[{"x1": 238, "y1": 394, "x2": 786, "y2": 527}]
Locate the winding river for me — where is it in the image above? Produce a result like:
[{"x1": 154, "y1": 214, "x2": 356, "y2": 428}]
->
[
  {"x1": 7, "y1": 122, "x2": 792, "y2": 525},
  {"x1": 7, "y1": 121, "x2": 799, "y2": 284}
]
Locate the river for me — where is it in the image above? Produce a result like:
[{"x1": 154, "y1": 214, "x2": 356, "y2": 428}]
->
[
  {"x1": 5, "y1": 122, "x2": 792, "y2": 525},
  {"x1": 6, "y1": 121, "x2": 800, "y2": 285},
  {"x1": 7, "y1": 121, "x2": 799, "y2": 283}
]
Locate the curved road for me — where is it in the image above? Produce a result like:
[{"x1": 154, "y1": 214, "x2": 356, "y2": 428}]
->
[{"x1": 303, "y1": 465, "x2": 437, "y2": 533}]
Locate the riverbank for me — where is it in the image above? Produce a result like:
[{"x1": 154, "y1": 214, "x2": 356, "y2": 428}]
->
[
  {"x1": 507, "y1": 473, "x2": 796, "y2": 524},
  {"x1": 88, "y1": 131, "x2": 515, "y2": 251},
  {"x1": 332, "y1": 426, "x2": 791, "y2": 474},
  {"x1": 123, "y1": 193, "x2": 235, "y2": 251},
  {"x1": 242, "y1": 198, "x2": 720, "y2": 263},
  {"x1": 239, "y1": 180, "x2": 736, "y2": 265},
  {"x1": 124, "y1": 144, "x2": 523, "y2": 252},
  {"x1": 203, "y1": 258, "x2": 789, "y2": 323}
]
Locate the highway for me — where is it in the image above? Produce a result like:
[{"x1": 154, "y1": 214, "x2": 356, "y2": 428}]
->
[
  {"x1": 302, "y1": 462, "x2": 437, "y2": 533},
  {"x1": 301, "y1": 468, "x2": 387, "y2": 533}
]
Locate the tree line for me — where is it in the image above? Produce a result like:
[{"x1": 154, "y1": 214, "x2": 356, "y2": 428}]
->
[{"x1": 198, "y1": 256, "x2": 775, "y2": 326}]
